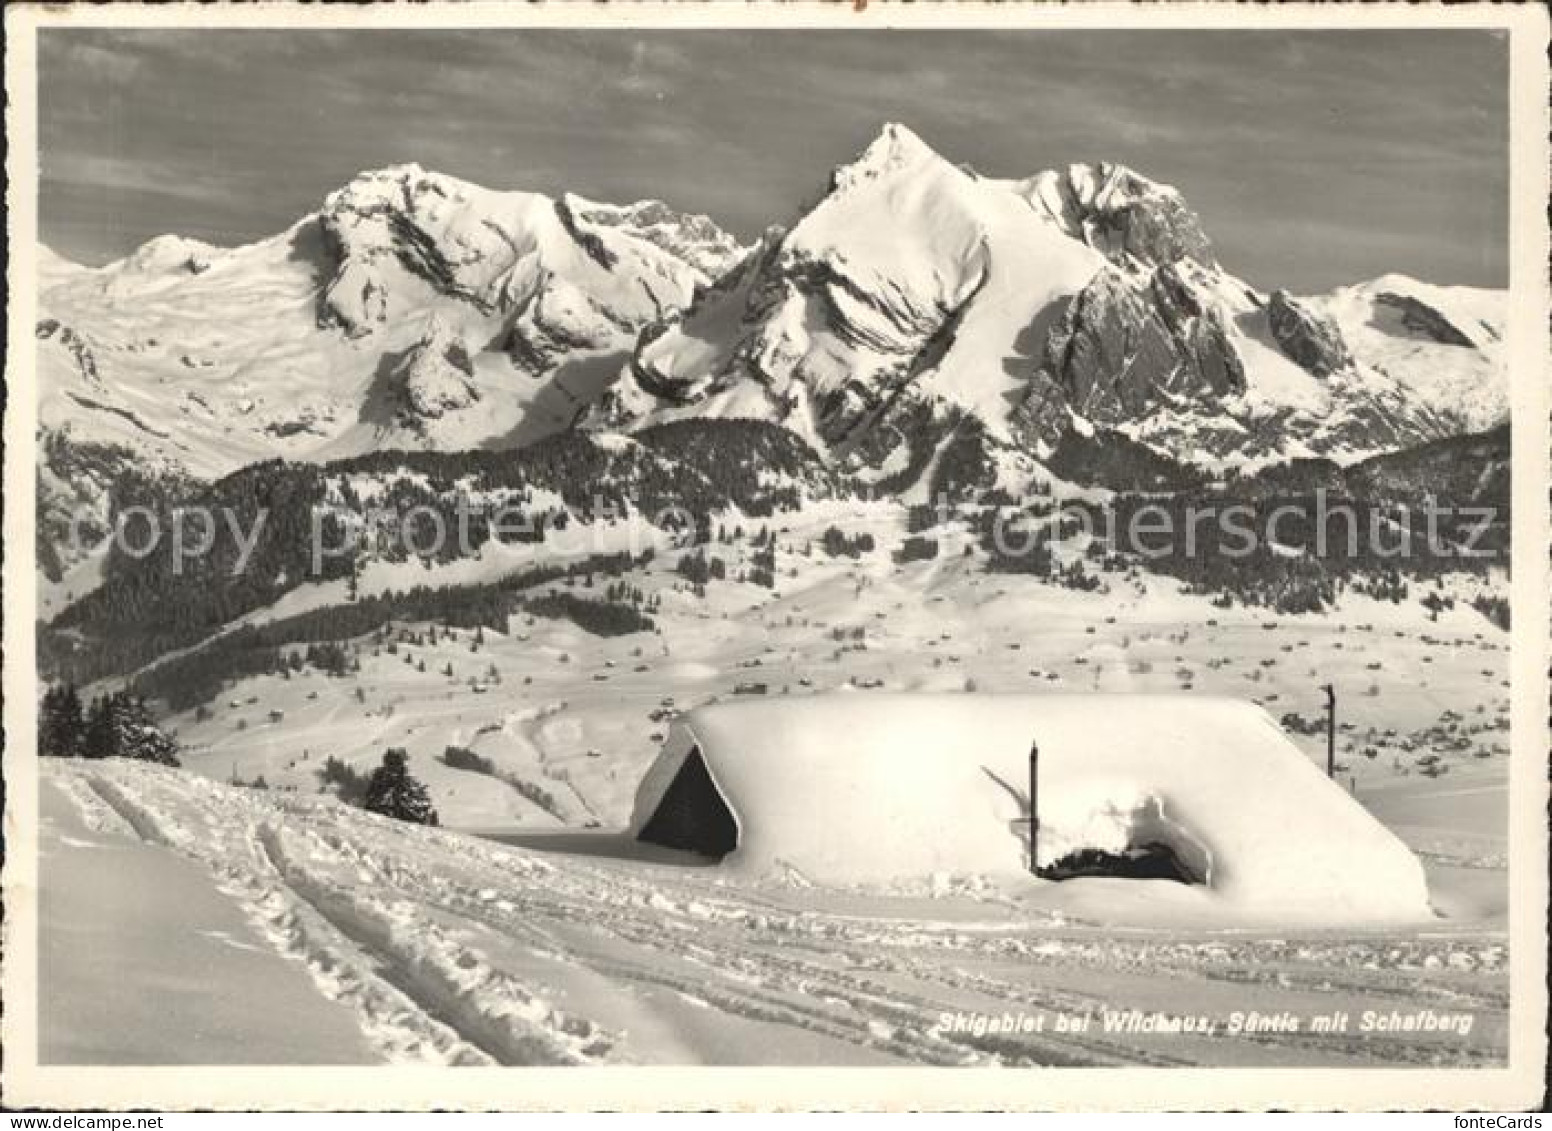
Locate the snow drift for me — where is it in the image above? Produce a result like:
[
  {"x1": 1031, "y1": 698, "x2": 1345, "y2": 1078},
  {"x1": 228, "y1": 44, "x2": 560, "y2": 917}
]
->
[{"x1": 629, "y1": 693, "x2": 1432, "y2": 922}]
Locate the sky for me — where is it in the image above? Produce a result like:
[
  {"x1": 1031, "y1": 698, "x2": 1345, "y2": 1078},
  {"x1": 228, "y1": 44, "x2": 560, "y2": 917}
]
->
[{"x1": 38, "y1": 28, "x2": 1508, "y2": 292}]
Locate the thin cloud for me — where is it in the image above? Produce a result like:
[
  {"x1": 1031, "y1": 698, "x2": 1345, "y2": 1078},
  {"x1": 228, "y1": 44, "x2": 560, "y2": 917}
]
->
[{"x1": 42, "y1": 152, "x2": 235, "y2": 203}]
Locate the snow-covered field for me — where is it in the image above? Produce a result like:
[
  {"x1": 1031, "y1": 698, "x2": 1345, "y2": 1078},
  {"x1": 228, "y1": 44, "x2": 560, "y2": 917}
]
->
[
  {"x1": 39, "y1": 752, "x2": 1506, "y2": 1068},
  {"x1": 37, "y1": 508, "x2": 1510, "y2": 1067}
]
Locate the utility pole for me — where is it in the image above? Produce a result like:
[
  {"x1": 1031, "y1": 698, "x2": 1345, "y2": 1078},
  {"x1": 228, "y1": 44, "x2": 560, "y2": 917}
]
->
[
  {"x1": 1028, "y1": 740, "x2": 1040, "y2": 874},
  {"x1": 1323, "y1": 683, "x2": 1336, "y2": 779}
]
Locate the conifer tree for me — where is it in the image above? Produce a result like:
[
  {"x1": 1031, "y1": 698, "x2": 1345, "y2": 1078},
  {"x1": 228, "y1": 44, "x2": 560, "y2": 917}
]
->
[
  {"x1": 39, "y1": 683, "x2": 85, "y2": 758},
  {"x1": 83, "y1": 694, "x2": 122, "y2": 759},
  {"x1": 118, "y1": 694, "x2": 181, "y2": 765},
  {"x1": 363, "y1": 748, "x2": 439, "y2": 826},
  {"x1": 80, "y1": 692, "x2": 179, "y2": 765}
]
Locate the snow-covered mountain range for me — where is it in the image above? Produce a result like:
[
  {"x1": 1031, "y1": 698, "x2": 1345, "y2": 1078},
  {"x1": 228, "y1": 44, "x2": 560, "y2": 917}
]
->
[
  {"x1": 37, "y1": 123, "x2": 1505, "y2": 547},
  {"x1": 601, "y1": 126, "x2": 1504, "y2": 477},
  {"x1": 38, "y1": 164, "x2": 745, "y2": 478}
]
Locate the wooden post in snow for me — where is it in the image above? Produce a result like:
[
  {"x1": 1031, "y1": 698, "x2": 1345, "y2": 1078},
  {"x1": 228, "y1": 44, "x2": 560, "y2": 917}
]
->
[
  {"x1": 1028, "y1": 740, "x2": 1040, "y2": 874},
  {"x1": 1323, "y1": 683, "x2": 1336, "y2": 779}
]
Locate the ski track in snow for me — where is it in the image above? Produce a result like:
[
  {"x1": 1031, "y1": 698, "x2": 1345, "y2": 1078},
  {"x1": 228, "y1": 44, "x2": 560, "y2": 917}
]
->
[{"x1": 45, "y1": 758, "x2": 1507, "y2": 1068}]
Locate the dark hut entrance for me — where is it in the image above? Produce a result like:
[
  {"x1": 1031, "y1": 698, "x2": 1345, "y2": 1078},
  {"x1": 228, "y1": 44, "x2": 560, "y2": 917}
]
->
[
  {"x1": 1038, "y1": 843, "x2": 1202, "y2": 885},
  {"x1": 636, "y1": 746, "x2": 738, "y2": 858}
]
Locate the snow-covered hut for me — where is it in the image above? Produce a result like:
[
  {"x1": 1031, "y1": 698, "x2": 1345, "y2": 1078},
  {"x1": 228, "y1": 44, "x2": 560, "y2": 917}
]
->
[{"x1": 629, "y1": 693, "x2": 1431, "y2": 921}]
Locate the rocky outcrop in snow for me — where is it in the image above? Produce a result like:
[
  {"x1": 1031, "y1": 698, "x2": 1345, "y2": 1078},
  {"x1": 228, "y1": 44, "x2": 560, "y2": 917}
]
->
[
  {"x1": 1267, "y1": 289, "x2": 1353, "y2": 378},
  {"x1": 1023, "y1": 162, "x2": 1216, "y2": 270},
  {"x1": 505, "y1": 272, "x2": 634, "y2": 375},
  {"x1": 394, "y1": 316, "x2": 480, "y2": 422},
  {"x1": 1372, "y1": 290, "x2": 1479, "y2": 348},
  {"x1": 36, "y1": 318, "x2": 102, "y2": 385}
]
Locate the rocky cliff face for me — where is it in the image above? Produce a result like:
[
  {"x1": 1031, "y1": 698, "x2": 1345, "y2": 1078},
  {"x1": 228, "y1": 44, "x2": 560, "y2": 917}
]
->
[
  {"x1": 1022, "y1": 264, "x2": 1245, "y2": 445},
  {"x1": 1267, "y1": 289, "x2": 1353, "y2": 378}
]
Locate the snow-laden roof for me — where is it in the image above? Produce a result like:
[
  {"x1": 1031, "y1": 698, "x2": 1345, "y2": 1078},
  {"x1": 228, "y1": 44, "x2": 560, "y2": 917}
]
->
[{"x1": 630, "y1": 693, "x2": 1431, "y2": 922}]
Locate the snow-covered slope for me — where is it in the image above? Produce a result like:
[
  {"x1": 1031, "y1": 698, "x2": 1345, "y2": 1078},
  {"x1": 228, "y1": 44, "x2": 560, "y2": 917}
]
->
[
  {"x1": 1307, "y1": 275, "x2": 1507, "y2": 434},
  {"x1": 606, "y1": 126, "x2": 1506, "y2": 474},
  {"x1": 632, "y1": 693, "x2": 1431, "y2": 922}
]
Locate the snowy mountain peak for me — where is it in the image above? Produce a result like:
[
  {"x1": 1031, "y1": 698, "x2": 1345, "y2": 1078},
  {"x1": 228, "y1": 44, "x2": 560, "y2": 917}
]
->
[
  {"x1": 318, "y1": 163, "x2": 483, "y2": 237},
  {"x1": 33, "y1": 159, "x2": 749, "y2": 516},
  {"x1": 614, "y1": 136, "x2": 1502, "y2": 475},
  {"x1": 831, "y1": 123, "x2": 953, "y2": 191},
  {"x1": 112, "y1": 233, "x2": 223, "y2": 276},
  {"x1": 614, "y1": 124, "x2": 1108, "y2": 454},
  {"x1": 324, "y1": 161, "x2": 446, "y2": 202}
]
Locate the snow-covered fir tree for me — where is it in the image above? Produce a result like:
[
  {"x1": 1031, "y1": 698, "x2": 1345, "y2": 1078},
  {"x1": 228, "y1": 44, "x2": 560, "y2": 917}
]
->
[
  {"x1": 363, "y1": 748, "x2": 439, "y2": 826},
  {"x1": 81, "y1": 691, "x2": 180, "y2": 765}
]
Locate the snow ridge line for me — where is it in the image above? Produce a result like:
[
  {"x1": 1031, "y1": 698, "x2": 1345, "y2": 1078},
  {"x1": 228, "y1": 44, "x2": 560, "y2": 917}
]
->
[
  {"x1": 256, "y1": 822, "x2": 617, "y2": 1066},
  {"x1": 48, "y1": 770, "x2": 135, "y2": 837},
  {"x1": 83, "y1": 776, "x2": 176, "y2": 847}
]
